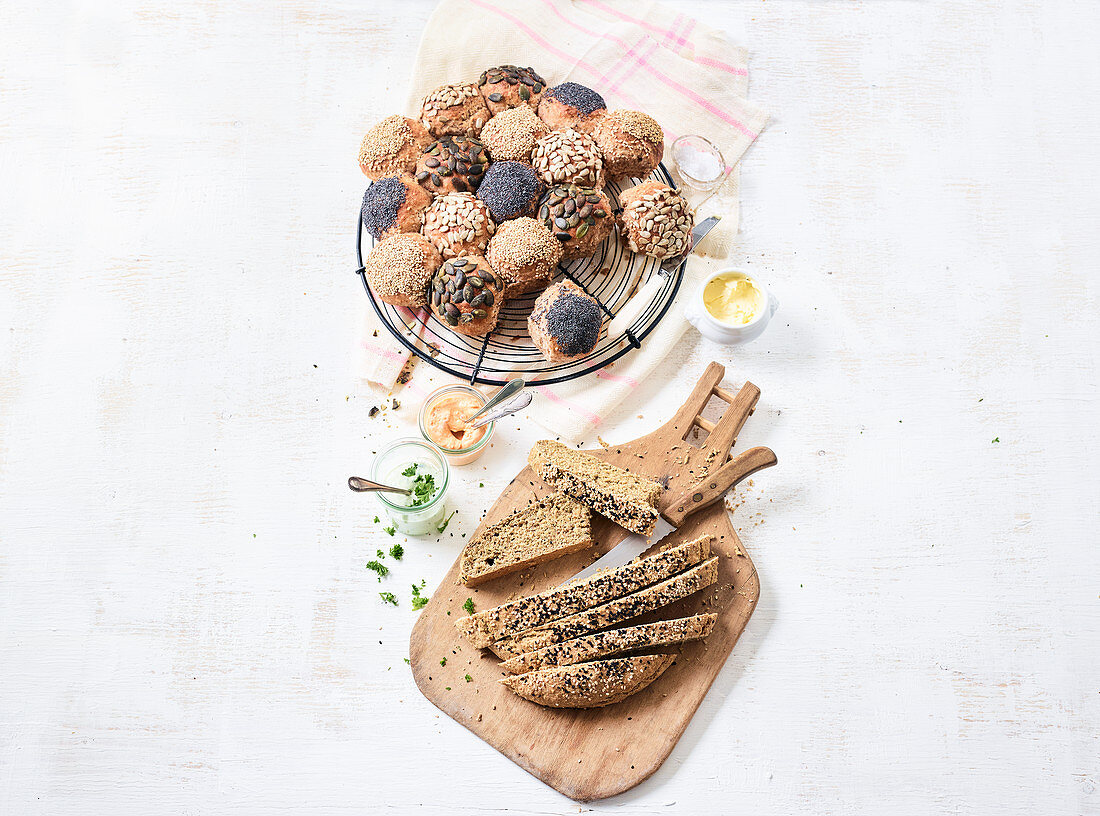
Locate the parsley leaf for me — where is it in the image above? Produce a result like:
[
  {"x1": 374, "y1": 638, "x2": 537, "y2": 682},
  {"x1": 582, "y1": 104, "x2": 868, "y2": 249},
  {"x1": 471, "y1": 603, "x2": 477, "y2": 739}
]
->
[
  {"x1": 464, "y1": 674, "x2": 473, "y2": 683},
  {"x1": 463, "y1": 597, "x2": 475, "y2": 614},
  {"x1": 389, "y1": 543, "x2": 404, "y2": 559},
  {"x1": 383, "y1": 525, "x2": 396, "y2": 536},
  {"x1": 365, "y1": 560, "x2": 388, "y2": 580},
  {"x1": 439, "y1": 657, "x2": 447, "y2": 667},
  {"x1": 401, "y1": 463, "x2": 418, "y2": 478},
  {"x1": 411, "y1": 581, "x2": 429, "y2": 611},
  {"x1": 437, "y1": 509, "x2": 457, "y2": 534},
  {"x1": 379, "y1": 591, "x2": 398, "y2": 606}
]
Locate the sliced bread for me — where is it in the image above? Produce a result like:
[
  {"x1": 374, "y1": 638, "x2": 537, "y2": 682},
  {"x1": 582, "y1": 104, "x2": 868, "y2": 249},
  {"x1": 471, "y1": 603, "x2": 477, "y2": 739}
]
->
[
  {"x1": 500, "y1": 654, "x2": 675, "y2": 708},
  {"x1": 459, "y1": 493, "x2": 595, "y2": 586},
  {"x1": 491, "y1": 557, "x2": 720, "y2": 659},
  {"x1": 456, "y1": 535, "x2": 713, "y2": 648},
  {"x1": 500, "y1": 613, "x2": 718, "y2": 674},
  {"x1": 528, "y1": 440, "x2": 663, "y2": 535}
]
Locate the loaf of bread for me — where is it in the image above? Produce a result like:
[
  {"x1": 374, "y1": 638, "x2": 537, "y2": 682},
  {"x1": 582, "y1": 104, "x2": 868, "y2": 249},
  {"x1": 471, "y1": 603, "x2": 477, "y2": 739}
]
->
[
  {"x1": 459, "y1": 493, "x2": 595, "y2": 586},
  {"x1": 500, "y1": 613, "x2": 717, "y2": 674},
  {"x1": 528, "y1": 440, "x2": 663, "y2": 535},
  {"x1": 500, "y1": 654, "x2": 674, "y2": 708},
  {"x1": 491, "y1": 557, "x2": 719, "y2": 659},
  {"x1": 456, "y1": 535, "x2": 713, "y2": 647}
]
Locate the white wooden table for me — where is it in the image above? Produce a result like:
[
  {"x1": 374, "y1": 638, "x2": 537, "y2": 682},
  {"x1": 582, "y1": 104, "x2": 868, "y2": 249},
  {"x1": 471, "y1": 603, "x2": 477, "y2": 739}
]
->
[{"x1": 2, "y1": 1, "x2": 1098, "y2": 813}]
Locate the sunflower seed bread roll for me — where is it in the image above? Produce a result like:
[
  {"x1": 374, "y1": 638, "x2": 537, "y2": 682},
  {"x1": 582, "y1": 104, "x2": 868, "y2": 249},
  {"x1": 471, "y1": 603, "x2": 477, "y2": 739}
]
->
[
  {"x1": 500, "y1": 613, "x2": 717, "y2": 674},
  {"x1": 500, "y1": 654, "x2": 675, "y2": 708},
  {"x1": 491, "y1": 557, "x2": 719, "y2": 659},
  {"x1": 528, "y1": 440, "x2": 663, "y2": 535},
  {"x1": 456, "y1": 535, "x2": 713, "y2": 648}
]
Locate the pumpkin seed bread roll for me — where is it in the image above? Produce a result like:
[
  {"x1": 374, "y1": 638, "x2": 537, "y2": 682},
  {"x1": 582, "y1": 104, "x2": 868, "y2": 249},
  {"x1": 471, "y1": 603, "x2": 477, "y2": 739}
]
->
[
  {"x1": 527, "y1": 440, "x2": 662, "y2": 534},
  {"x1": 476, "y1": 65, "x2": 547, "y2": 115},
  {"x1": 429, "y1": 255, "x2": 503, "y2": 336}
]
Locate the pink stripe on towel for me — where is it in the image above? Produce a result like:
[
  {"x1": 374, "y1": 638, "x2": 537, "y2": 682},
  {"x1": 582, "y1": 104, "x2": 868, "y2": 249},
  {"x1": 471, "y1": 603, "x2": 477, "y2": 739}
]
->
[{"x1": 534, "y1": 384, "x2": 604, "y2": 427}]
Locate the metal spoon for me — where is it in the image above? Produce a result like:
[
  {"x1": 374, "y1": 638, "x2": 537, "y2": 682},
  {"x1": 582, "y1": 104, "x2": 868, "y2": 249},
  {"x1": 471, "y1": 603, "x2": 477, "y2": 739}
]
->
[
  {"x1": 463, "y1": 377, "x2": 525, "y2": 425},
  {"x1": 347, "y1": 476, "x2": 411, "y2": 496},
  {"x1": 468, "y1": 391, "x2": 533, "y2": 429}
]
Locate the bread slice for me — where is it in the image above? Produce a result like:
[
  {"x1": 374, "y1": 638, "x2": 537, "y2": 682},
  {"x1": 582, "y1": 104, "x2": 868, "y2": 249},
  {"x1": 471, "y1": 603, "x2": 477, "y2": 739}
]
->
[
  {"x1": 456, "y1": 535, "x2": 713, "y2": 648},
  {"x1": 500, "y1": 654, "x2": 675, "y2": 708},
  {"x1": 491, "y1": 557, "x2": 719, "y2": 659},
  {"x1": 459, "y1": 493, "x2": 595, "y2": 586},
  {"x1": 528, "y1": 440, "x2": 662, "y2": 535},
  {"x1": 500, "y1": 613, "x2": 717, "y2": 674}
]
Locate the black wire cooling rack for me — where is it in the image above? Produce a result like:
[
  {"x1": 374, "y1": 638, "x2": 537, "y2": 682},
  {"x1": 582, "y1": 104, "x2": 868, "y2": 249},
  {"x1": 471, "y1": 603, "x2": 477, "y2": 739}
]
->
[{"x1": 355, "y1": 164, "x2": 685, "y2": 386}]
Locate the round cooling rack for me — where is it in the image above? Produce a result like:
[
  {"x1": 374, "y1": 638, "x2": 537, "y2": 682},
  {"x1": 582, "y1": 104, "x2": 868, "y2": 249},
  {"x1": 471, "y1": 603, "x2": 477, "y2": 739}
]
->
[{"x1": 355, "y1": 163, "x2": 685, "y2": 386}]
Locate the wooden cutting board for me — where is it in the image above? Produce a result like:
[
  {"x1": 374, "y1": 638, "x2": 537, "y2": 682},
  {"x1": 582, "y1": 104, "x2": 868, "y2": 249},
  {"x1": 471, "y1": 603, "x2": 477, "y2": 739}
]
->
[{"x1": 409, "y1": 362, "x2": 771, "y2": 801}]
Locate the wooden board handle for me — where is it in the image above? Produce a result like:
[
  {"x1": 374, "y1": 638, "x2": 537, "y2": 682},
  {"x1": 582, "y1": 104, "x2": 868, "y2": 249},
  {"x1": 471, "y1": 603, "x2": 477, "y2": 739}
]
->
[
  {"x1": 700, "y1": 381, "x2": 760, "y2": 461},
  {"x1": 661, "y1": 446, "x2": 778, "y2": 528}
]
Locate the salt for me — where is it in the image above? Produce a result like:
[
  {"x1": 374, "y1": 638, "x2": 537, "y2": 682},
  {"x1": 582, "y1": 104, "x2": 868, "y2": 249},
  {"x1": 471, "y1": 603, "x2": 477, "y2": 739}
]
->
[{"x1": 676, "y1": 147, "x2": 722, "y2": 181}]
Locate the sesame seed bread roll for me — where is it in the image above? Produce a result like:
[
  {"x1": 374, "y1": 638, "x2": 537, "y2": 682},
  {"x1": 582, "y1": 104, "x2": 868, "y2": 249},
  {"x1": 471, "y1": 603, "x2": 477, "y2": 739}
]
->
[{"x1": 361, "y1": 233, "x2": 442, "y2": 310}]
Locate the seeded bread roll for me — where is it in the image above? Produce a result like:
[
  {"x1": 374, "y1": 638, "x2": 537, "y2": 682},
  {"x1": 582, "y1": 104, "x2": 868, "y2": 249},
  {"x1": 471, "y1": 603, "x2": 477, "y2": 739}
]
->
[
  {"x1": 480, "y1": 106, "x2": 548, "y2": 164},
  {"x1": 617, "y1": 181, "x2": 694, "y2": 260},
  {"x1": 460, "y1": 493, "x2": 595, "y2": 586},
  {"x1": 414, "y1": 136, "x2": 491, "y2": 196},
  {"x1": 477, "y1": 161, "x2": 545, "y2": 223},
  {"x1": 360, "y1": 173, "x2": 433, "y2": 240},
  {"x1": 456, "y1": 535, "x2": 713, "y2": 647},
  {"x1": 477, "y1": 65, "x2": 547, "y2": 114},
  {"x1": 358, "y1": 115, "x2": 433, "y2": 179},
  {"x1": 592, "y1": 110, "x2": 665, "y2": 180},
  {"x1": 421, "y1": 192, "x2": 495, "y2": 259},
  {"x1": 430, "y1": 255, "x2": 503, "y2": 335},
  {"x1": 420, "y1": 82, "x2": 492, "y2": 138},
  {"x1": 528, "y1": 280, "x2": 603, "y2": 363},
  {"x1": 491, "y1": 558, "x2": 719, "y2": 659},
  {"x1": 528, "y1": 440, "x2": 662, "y2": 534},
  {"x1": 362, "y1": 233, "x2": 442, "y2": 310},
  {"x1": 500, "y1": 654, "x2": 674, "y2": 708},
  {"x1": 535, "y1": 183, "x2": 613, "y2": 260},
  {"x1": 485, "y1": 217, "x2": 563, "y2": 297},
  {"x1": 537, "y1": 82, "x2": 608, "y2": 133},
  {"x1": 531, "y1": 128, "x2": 605, "y2": 188},
  {"x1": 500, "y1": 613, "x2": 717, "y2": 674}
]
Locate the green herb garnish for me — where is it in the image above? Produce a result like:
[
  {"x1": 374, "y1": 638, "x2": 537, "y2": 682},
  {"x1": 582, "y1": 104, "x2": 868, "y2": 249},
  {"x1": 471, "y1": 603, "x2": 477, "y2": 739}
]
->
[
  {"x1": 437, "y1": 509, "x2": 457, "y2": 534},
  {"x1": 401, "y1": 463, "x2": 418, "y2": 478},
  {"x1": 376, "y1": 549, "x2": 385, "y2": 558},
  {"x1": 439, "y1": 657, "x2": 447, "y2": 667},
  {"x1": 373, "y1": 515, "x2": 380, "y2": 523},
  {"x1": 379, "y1": 592, "x2": 398, "y2": 606},
  {"x1": 383, "y1": 525, "x2": 396, "y2": 536},
  {"x1": 389, "y1": 543, "x2": 404, "y2": 559},
  {"x1": 366, "y1": 560, "x2": 389, "y2": 580},
  {"x1": 463, "y1": 597, "x2": 475, "y2": 614},
  {"x1": 411, "y1": 580, "x2": 429, "y2": 611},
  {"x1": 464, "y1": 674, "x2": 473, "y2": 683}
]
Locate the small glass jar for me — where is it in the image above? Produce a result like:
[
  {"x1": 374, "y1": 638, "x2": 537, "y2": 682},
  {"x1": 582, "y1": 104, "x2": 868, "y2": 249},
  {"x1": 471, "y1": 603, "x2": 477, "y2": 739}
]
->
[
  {"x1": 371, "y1": 437, "x2": 450, "y2": 536},
  {"x1": 671, "y1": 134, "x2": 727, "y2": 192},
  {"x1": 418, "y1": 384, "x2": 495, "y2": 466}
]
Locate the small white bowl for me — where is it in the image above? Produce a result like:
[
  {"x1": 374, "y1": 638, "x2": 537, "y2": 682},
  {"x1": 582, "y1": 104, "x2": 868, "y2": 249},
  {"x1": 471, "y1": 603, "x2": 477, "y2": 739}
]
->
[{"x1": 684, "y1": 268, "x2": 778, "y2": 345}]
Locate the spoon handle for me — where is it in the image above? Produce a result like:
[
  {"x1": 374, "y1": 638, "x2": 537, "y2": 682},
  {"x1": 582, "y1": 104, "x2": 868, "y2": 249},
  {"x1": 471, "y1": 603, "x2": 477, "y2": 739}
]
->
[
  {"x1": 469, "y1": 391, "x2": 533, "y2": 429},
  {"x1": 465, "y1": 377, "x2": 525, "y2": 424},
  {"x1": 348, "y1": 476, "x2": 411, "y2": 495}
]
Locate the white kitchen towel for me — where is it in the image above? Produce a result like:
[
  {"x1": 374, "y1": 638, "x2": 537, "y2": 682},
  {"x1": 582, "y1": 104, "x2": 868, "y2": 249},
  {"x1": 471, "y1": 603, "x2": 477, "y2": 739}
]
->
[{"x1": 355, "y1": 0, "x2": 767, "y2": 439}]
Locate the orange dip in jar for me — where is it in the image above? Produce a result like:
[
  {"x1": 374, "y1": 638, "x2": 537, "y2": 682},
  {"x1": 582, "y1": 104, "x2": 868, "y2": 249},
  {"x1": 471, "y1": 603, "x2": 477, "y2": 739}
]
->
[{"x1": 418, "y1": 385, "x2": 495, "y2": 465}]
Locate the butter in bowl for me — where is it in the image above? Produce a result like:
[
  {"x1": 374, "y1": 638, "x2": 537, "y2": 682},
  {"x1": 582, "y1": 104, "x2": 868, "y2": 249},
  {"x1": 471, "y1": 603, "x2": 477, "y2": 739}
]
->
[{"x1": 684, "y1": 269, "x2": 778, "y2": 345}]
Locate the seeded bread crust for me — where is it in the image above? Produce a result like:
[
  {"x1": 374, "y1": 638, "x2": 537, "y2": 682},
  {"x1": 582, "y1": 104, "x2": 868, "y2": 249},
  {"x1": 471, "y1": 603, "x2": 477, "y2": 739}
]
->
[
  {"x1": 500, "y1": 613, "x2": 717, "y2": 674},
  {"x1": 459, "y1": 494, "x2": 595, "y2": 586},
  {"x1": 500, "y1": 654, "x2": 674, "y2": 708},
  {"x1": 491, "y1": 557, "x2": 720, "y2": 659},
  {"x1": 528, "y1": 440, "x2": 662, "y2": 535},
  {"x1": 456, "y1": 535, "x2": 713, "y2": 648}
]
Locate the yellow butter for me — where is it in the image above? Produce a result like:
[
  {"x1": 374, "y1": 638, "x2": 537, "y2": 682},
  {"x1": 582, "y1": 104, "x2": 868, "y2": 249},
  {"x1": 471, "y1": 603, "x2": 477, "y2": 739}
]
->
[{"x1": 703, "y1": 272, "x2": 765, "y2": 326}]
